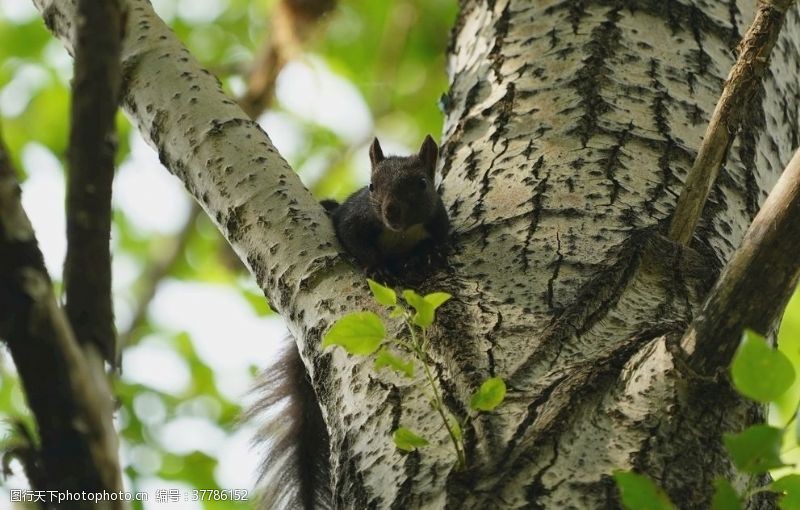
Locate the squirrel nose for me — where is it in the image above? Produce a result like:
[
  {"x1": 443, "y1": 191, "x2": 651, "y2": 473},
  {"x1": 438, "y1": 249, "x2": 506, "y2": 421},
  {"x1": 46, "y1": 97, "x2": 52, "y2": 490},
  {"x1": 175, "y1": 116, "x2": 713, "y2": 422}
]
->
[{"x1": 385, "y1": 202, "x2": 403, "y2": 225}]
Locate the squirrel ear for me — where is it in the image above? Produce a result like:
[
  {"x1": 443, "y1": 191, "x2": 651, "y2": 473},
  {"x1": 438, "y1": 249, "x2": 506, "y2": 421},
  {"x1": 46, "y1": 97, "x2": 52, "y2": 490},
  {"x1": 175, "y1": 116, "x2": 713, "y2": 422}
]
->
[
  {"x1": 418, "y1": 135, "x2": 438, "y2": 175},
  {"x1": 369, "y1": 138, "x2": 385, "y2": 167}
]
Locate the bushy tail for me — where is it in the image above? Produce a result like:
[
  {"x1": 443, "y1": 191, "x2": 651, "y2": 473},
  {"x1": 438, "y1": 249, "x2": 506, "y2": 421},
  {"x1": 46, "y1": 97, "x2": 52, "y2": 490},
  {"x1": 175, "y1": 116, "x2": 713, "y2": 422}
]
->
[{"x1": 245, "y1": 338, "x2": 331, "y2": 510}]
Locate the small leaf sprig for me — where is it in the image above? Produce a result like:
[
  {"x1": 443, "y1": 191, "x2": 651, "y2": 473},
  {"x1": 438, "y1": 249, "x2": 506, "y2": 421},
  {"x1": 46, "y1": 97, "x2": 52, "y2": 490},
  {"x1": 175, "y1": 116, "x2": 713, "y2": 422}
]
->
[{"x1": 322, "y1": 279, "x2": 507, "y2": 469}]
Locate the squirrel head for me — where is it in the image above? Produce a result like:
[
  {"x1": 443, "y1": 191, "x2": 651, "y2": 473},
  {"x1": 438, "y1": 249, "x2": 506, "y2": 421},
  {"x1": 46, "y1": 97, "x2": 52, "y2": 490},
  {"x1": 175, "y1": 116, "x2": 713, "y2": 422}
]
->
[{"x1": 368, "y1": 135, "x2": 440, "y2": 232}]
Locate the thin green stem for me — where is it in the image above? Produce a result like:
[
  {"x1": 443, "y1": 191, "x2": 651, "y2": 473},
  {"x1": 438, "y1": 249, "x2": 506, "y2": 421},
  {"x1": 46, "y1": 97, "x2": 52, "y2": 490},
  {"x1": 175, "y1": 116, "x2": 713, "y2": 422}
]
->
[
  {"x1": 783, "y1": 411, "x2": 798, "y2": 432},
  {"x1": 404, "y1": 317, "x2": 466, "y2": 469}
]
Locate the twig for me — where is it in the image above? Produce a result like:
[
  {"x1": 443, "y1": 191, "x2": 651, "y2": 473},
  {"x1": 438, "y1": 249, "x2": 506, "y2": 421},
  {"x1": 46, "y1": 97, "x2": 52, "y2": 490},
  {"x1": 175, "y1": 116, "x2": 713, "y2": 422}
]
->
[
  {"x1": 667, "y1": 0, "x2": 794, "y2": 245},
  {"x1": 62, "y1": 0, "x2": 124, "y2": 367},
  {"x1": 0, "y1": 136, "x2": 124, "y2": 508},
  {"x1": 239, "y1": 0, "x2": 336, "y2": 119},
  {"x1": 684, "y1": 146, "x2": 800, "y2": 375}
]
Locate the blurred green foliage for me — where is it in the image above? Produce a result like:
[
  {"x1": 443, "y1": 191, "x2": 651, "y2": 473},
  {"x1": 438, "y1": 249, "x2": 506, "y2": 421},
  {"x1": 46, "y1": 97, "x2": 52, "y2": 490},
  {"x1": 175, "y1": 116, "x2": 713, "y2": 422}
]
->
[{"x1": 0, "y1": 0, "x2": 455, "y2": 507}]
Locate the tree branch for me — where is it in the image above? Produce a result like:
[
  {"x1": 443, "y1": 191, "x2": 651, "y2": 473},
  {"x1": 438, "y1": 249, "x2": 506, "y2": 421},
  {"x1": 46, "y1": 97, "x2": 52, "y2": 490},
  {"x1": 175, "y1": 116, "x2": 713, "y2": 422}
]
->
[
  {"x1": 34, "y1": 0, "x2": 360, "y2": 333},
  {"x1": 667, "y1": 0, "x2": 794, "y2": 245},
  {"x1": 239, "y1": 0, "x2": 336, "y2": 119},
  {"x1": 0, "y1": 137, "x2": 123, "y2": 508},
  {"x1": 684, "y1": 146, "x2": 800, "y2": 375},
  {"x1": 63, "y1": 0, "x2": 125, "y2": 367},
  {"x1": 120, "y1": 0, "x2": 337, "y2": 345}
]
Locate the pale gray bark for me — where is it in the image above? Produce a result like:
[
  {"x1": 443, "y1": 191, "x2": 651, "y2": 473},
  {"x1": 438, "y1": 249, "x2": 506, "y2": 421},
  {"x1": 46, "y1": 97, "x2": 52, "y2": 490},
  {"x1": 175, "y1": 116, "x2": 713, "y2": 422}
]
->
[{"x1": 33, "y1": 0, "x2": 800, "y2": 508}]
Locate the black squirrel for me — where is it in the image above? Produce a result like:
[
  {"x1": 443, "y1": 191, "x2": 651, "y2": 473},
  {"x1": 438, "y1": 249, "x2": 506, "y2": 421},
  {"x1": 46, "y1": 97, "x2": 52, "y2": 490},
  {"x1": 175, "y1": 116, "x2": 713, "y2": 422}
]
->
[
  {"x1": 321, "y1": 135, "x2": 450, "y2": 276},
  {"x1": 251, "y1": 135, "x2": 449, "y2": 509}
]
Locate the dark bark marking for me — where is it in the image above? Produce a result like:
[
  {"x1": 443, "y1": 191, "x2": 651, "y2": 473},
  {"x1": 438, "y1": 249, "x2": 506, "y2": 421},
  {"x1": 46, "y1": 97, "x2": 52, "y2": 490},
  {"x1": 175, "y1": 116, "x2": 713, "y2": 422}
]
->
[
  {"x1": 727, "y1": 0, "x2": 741, "y2": 48},
  {"x1": 736, "y1": 87, "x2": 767, "y2": 219},
  {"x1": 391, "y1": 452, "x2": 421, "y2": 510},
  {"x1": 643, "y1": 59, "x2": 678, "y2": 220},
  {"x1": 548, "y1": 26, "x2": 558, "y2": 49},
  {"x1": 546, "y1": 231, "x2": 564, "y2": 310},
  {"x1": 568, "y1": 7, "x2": 622, "y2": 147},
  {"x1": 488, "y1": 3, "x2": 510, "y2": 79},
  {"x1": 598, "y1": 121, "x2": 632, "y2": 205},
  {"x1": 686, "y1": 4, "x2": 713, "y2": 96},
  {"x1": 335, "y1": 432, "x2": 372, "y2": 509},
  {"x1": 567, "y1": 0, "x2": 588, "y2": 35}
]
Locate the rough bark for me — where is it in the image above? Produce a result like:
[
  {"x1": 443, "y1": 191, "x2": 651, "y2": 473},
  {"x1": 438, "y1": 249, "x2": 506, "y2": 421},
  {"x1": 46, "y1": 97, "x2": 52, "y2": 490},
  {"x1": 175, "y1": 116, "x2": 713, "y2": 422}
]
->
[
  {"x1": 63, "y1": 0, "x2": 124, "y2": 367},
  {"x1": 0, "y1": 137, "x2": 124, "y2": 509},
  {"x1": 33, "y1": 0, "x2": 800, "y2": 508}
]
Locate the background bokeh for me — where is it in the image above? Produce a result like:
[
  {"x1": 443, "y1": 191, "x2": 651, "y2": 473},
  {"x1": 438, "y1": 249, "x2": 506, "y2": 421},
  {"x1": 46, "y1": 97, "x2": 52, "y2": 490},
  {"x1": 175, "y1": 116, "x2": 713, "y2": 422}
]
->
[{"x1": 0, "y1": 0, "x2": 797, "y2": 508}]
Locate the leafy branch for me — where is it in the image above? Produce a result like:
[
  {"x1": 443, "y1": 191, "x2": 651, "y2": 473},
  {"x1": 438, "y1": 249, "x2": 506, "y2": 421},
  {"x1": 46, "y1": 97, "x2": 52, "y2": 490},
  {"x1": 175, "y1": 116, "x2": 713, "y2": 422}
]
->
[{"x1": 322, "y1": 279, "x2": 506, "y2": 470}]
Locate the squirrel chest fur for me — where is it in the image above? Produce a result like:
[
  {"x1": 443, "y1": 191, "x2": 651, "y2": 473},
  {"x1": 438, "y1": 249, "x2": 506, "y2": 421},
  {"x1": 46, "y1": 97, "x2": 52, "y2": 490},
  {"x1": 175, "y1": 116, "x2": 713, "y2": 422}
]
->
[
  {"x1": 377, "y1": 223, "x2": 431, "y2": 254},
  {"x1": 322, "y1": 135, "x2": 450, "y2": 272}
]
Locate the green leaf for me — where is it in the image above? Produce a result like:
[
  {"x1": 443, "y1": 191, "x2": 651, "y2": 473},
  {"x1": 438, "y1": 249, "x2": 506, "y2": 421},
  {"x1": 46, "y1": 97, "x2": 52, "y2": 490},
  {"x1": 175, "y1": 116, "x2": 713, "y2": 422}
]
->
[
  {"x1": 374, "y1": 347, "x2": 415, "y2": 377},
  {"x1": 402, "y1": 289, "x2": 451, "y2": 328},
  {"x1": 368, "y1": 279, "x2": 397, "y2": 307},
  {"x1": 772, "y1": 475, "x2": 800, "y2": 510},
  {"x1": 613, "y1": 471, "x2": 676, "y2": 510},
  {"x1": 389, "y1": 306, "x2": 405, "y2": 319},
  {"x1": 402, "y1": 290, "x2": 429, "y2": 326},
  {"x1": 731, "y1": 329, "x2": 795, "y2": 403},
  {"x1": 711, "y1": 478, "x2": 741, "y2": 510},
  {"x1": 322, "y1": 312, "x2": 385, "y2": 355},
  {"x1": 723, "y1": 425, "x2": 786, "y2": 473},
  {"x1": 392, "y1": 427, "x2": 429, "y2": 452},
  {"x1": 424, "y1": 292, "x2": 451, "y2": 311},
  {"x1": 470, "y1": 377, "x2": 507, "y2": 412}
]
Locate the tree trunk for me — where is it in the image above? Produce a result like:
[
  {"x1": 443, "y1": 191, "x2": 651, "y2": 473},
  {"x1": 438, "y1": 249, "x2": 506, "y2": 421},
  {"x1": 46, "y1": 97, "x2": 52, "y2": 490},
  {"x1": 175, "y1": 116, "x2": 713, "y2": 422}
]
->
[{"x1": 34, "y1": 0, "x2": 800, "y2": 508}]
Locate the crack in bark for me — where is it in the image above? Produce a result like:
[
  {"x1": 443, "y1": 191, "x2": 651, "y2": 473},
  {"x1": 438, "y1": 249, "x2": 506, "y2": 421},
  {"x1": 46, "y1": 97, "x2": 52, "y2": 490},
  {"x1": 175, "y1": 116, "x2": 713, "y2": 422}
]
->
[
  {"x1": 518, "y1": 155, "x2": 547, "y2": 272},
  {"x1": 545, "y1": 231, "x2": 564, "y2": 311},
  {"x1": 523, "y1": 438, "x2": 560, "y2": 508}
]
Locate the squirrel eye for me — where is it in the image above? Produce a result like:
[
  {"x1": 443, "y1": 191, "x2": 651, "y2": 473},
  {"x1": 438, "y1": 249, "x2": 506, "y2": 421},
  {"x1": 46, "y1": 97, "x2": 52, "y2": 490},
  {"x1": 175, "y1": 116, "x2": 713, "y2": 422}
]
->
[
  {"x1": 418, "y1": 177, "x2": 427, "y2": 189},
  {"x1": 369, "y1": 183, "x2": 374, "y2": 192}
]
